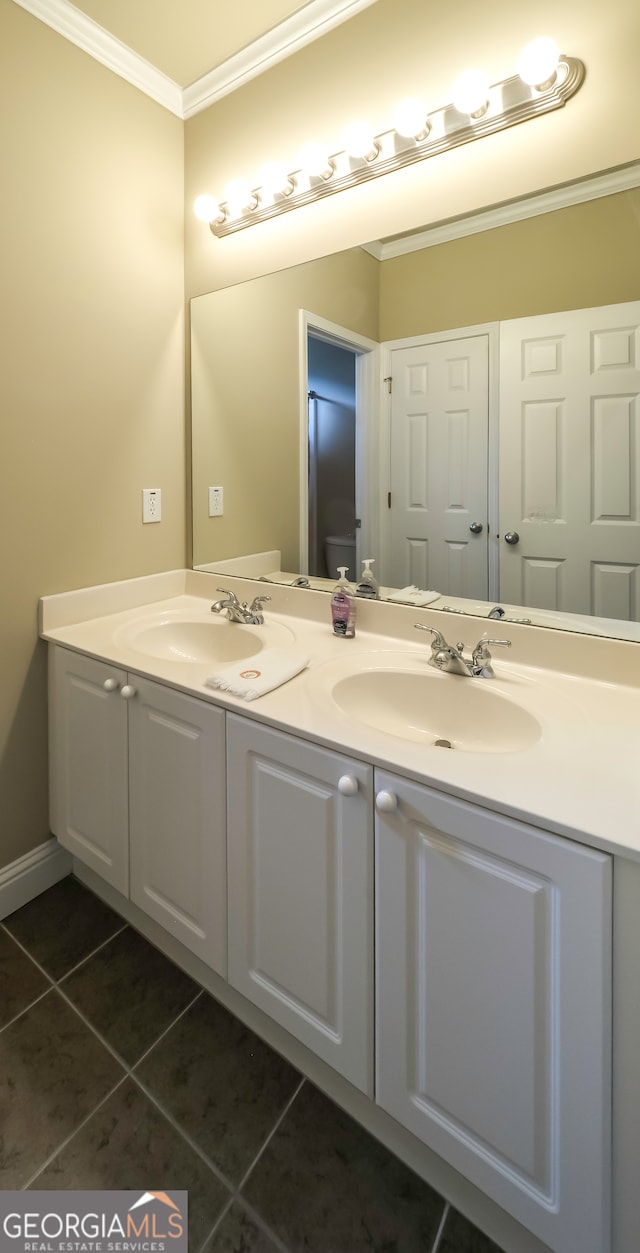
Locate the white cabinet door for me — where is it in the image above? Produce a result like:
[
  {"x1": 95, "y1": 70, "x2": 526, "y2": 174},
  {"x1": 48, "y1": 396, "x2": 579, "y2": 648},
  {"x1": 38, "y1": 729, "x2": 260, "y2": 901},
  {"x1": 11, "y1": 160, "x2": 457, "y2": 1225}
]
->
[
  {"x1": 227, "y1": 713, "x2": 374, "y2": 1094},
  {"x1": 128, "y1": 676, "x2": 227, "y2": 976},
  {"x1": 49, "y1": 645, "x2": 129, "y2": 894},
  {"x1": 375, "y1": 771, "x2": 611, "y2": 1253}
]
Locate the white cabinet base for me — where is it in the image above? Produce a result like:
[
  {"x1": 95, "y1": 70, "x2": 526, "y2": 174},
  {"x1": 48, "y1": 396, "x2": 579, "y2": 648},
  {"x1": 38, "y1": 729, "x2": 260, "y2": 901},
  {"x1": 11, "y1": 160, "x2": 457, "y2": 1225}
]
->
[
  {"x1": 129, "y1": 677, "x2": 227, "y2": 975},
  {"x1": 49, "y1": 648, "x2": 129, "y2": 894},
  {"x1": 226, "y1": 714, "x2": 374, "y2": 1095},
  {"x1": 375, "y1": 771, "x2": 611, "y2": 1253}
]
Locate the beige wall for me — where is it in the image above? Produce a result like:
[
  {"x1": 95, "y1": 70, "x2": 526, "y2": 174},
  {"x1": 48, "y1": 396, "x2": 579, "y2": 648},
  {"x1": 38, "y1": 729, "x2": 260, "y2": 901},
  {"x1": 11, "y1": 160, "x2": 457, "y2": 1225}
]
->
[
  {"x1": 0, "y1": 1, "x2": 185, "y2": 869},
  {"x1": 380, "y1": 190, "x2": 640, "y2": 339},
  {"x1": 184, "y1": 0, "x2": 640, "y2": 298},
  {"x1": 191, "y1": 248, "x2": 378, "y2": 568}
]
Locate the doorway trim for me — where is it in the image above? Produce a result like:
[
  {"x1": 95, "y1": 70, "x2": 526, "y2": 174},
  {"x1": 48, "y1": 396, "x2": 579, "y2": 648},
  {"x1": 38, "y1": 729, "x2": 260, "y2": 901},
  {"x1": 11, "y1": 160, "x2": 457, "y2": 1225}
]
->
[
  {"x1": 299, "y1": 310, "x2": 379, "y2": 575},
  {"x1": 380, "y1": 321, "x2": 500, "y2": 599}
]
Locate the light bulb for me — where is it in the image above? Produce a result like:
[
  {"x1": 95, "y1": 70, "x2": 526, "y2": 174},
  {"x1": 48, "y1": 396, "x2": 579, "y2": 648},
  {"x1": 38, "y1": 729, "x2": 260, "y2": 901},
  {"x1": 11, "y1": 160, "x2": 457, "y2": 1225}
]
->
[
  {"x1": 193, "y1": 194, "x2": 221, "y2": 223},
  {"x1": 517, "y1": 37, "x2": 560, "y2": 88},
  {"x1": 343, "y1": 121, "x2": 378, "y2": 160},
  {"x1": 452, "y1": 69, "x2": 490, "y2": 117},
  {"x1": 299, "y1": 142, "x2": 332, "y2": 179},
  {"x1": 260, "y1": 162, "x2": 293, "y2": 198},
  {"x1": 224, "y1": 180, "x2": 255, "y2": 217},
  {"x1": 393, "y1": 98, "x2": 429, "y2": 139}
]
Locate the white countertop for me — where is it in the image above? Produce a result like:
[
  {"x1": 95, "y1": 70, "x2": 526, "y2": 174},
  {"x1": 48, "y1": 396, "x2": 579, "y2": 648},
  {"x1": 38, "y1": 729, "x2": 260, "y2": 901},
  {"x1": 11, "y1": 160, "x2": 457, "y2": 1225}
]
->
[{"x1": 40, "y1": 569, "x2": 640, "y2": 862}]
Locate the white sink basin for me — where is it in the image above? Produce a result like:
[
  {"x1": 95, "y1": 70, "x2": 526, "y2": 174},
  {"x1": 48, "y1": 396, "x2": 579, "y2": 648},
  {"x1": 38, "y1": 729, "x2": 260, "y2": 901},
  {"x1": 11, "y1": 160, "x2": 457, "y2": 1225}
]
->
[
  {"x1": 114, "y1": 608, "x2": 295, "y2": 664},
  {"x1": 314, "y1": 656, "x2": 541, "y2": 753}
]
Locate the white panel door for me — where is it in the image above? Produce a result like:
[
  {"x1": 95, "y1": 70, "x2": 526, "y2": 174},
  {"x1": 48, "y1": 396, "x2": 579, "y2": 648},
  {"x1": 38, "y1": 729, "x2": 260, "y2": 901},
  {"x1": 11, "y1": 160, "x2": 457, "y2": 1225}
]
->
[
  {"x1": 388, "y1": 335, "x2": 489, "y2": 597},
  {"x1": 500, "y1": 301, "x2": 640, "y2": 617},
  {"x1": 226, "y1": 714, "x2": 373, "y2": 1094},
  {"x1": 375, "y1": 771, "x2": 611, "y2": 1253},
  {"x1": 49, "y1": 645, "x2": 129, "y2": 894},
  {"x1": 128, "y1": 677, "x2": 227, "y2": 975}
]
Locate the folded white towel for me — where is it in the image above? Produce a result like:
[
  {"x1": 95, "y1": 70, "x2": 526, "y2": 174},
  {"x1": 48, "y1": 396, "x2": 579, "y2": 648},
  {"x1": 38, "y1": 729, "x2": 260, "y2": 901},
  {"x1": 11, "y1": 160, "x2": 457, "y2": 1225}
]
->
[
  {"x1": 386, "y1": 586, "x2": 441, "y2": 607},
  {"x1": 204, "y1": 647, "x2": 309, "y2": 701}
]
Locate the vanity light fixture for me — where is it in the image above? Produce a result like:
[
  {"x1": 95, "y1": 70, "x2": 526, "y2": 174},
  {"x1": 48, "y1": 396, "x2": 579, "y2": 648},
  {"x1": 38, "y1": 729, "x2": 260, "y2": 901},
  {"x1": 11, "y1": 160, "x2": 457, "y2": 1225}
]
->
[{"x1": 195, "y1": 39, "x2": 583, "y2": 237}]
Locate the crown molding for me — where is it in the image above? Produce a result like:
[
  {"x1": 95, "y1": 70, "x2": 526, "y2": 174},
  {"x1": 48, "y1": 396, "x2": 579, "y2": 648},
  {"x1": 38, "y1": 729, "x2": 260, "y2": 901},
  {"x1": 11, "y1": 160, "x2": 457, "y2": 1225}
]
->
[
  {"x1": 12, "y1": 0, "x2": 184, "y2": 114},
  {"x1": 369, "y1": 162, "x2": 640, "y2": 259},
  {"x1": 182, "y1": 0, "x2": 378, "y2": 119},
  {"x1": 11, "y1": 0, "x2": 378, "y2": 120}
]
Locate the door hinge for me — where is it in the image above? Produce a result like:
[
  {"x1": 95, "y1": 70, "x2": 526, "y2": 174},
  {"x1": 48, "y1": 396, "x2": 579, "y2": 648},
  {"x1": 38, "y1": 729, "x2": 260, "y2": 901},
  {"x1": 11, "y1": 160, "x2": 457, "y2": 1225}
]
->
[
  {"x1": 387, "y1": 492, "x2": 392, "y2": 508},
  {"x1": 384, "y1": 376, "x2": 392, "y2": 394}
]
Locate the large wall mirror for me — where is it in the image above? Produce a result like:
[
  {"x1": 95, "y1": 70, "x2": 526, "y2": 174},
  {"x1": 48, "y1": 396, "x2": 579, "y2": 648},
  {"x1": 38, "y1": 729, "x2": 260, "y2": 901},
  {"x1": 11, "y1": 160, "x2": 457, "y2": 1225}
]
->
[{"x1": 191, "y1": 175, "x2": 640, "y2": 641}]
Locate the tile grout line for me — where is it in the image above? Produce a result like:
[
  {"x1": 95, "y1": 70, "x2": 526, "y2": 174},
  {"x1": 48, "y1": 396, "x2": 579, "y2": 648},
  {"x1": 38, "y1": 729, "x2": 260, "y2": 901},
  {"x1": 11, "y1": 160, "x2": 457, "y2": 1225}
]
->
[
  {"x1": 196, "y1": 1195, "x2": 294, "y2": 1253},
  {"x1": 3, "y1": 916, "x2": 236, "y2": 1202},
  {"x1": 2, "y1": 914, "x2": 202, "y2": 1073},
  {"x1": 56, "y1": 922, "x2": 129, "y2": 981},
  {"x1": 23, "y1": 980, "x2": 233, "y2": 1198},
  {"x1": 192, "y1": 1077, "x2": 306, "y2": 1253},
  {"x1": 234, "y1": 1074, "x2": 306, "y2": 1196},
  {"x1": 194, "y1": 1076, "x2": 309, "y2": 1253},
  {"x1": 0, "y1": 928, "x2": 66, "y2": 1036},
  {"x1": 128, "y1": 987, "x2": 204, "y2": 1068},
  {"x1": 131, "y1": 1070, "x2": 236, "y2": 1194},
  {"x1": 224, "y1": 1197, "x2": 293, "y2": 1253},
  {"x1": 0, "y1": 922, "x2": 60, "y2": 986},
  {"x1": 4, "y1": 923, "x2": 442, "y2": 1252},
  {"x1": 0, "y1": 986, "x2": 53, "y2": 1037},
  {"x1": 431, "y1": 1200, "x2": 451, "y2": 1253},
  {"x1": 23, "y1": 1074, "x2": 130, "y2": 1190},
  {"x1": 1, "y1": 918, "x2": 128, "y2": 992},
  {"x1": 4, "y1": 907, "x2": 452, "y2": 1253},
  {"x1": 52, "y1": 978, "x2": 206, "y2": 1079},
  {"x1": 192, "y1": 1194, "x2": 236, "y2": 1253}
]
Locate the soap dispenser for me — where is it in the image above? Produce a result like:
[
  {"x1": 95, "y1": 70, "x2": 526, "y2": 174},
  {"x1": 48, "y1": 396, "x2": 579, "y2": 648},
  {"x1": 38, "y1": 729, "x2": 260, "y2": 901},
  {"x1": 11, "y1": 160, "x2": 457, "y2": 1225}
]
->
[
  {"x1": 355, "y1": 558, "x2": 380, "y2": 600},
  {"x1": 330, "y1": 567, "x2": 356, "y2": 637}
]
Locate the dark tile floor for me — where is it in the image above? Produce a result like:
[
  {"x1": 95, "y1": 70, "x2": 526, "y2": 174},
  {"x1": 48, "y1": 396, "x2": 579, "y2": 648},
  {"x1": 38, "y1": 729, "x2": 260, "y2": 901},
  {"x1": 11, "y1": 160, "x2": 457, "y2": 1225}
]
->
[{"x1": 1, "y1": 875, "x2": 507, "y2": 1253}]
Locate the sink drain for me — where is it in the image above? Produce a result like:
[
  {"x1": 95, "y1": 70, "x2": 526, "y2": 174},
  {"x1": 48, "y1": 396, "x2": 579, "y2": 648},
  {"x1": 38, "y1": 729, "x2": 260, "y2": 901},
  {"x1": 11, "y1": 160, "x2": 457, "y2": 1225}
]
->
[{"x1": 434, "y1": 737, "x2": 453, "y2": 749}]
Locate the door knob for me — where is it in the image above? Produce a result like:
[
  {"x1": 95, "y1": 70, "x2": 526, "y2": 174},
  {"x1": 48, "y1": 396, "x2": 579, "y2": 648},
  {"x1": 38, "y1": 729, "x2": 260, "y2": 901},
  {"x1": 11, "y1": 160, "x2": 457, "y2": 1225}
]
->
[
  {"x1": 504, "y1": 531, "x2": 520, "y2": 545},
  {"x1": 338, "y1": 775, "x2": 358, "y2": 796},
  {"x1": 102, "y1": 678, "x2": 119, "y2": 692},
  {"x1": 469, "y1": 522, "x2": 483, "y2": 534},
  {"x1": 376, "y1": 790, "x2": 398, "y2": 813},
  {"x1": 120, "y1": 684, "x2": 137, "y2": 700}
]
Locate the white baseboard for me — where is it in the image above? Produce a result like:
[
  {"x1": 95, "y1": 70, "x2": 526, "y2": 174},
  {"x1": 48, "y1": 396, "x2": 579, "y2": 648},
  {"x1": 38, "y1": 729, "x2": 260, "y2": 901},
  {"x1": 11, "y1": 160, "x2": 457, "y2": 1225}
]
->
[{"x1": 0, "y1": 837, "x2": 72, "y2": 921}]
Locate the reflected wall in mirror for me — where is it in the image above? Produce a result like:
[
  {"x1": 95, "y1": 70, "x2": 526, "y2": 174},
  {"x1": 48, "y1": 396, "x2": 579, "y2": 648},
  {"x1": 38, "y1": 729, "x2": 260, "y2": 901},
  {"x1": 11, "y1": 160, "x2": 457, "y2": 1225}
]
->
[{"x1": 191, "y1": 181, "x2": 640, "y2": 639}]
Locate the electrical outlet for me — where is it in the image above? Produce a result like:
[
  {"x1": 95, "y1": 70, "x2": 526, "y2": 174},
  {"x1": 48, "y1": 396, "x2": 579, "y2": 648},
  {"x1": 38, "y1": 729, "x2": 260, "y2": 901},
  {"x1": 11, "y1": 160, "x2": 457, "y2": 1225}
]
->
[
  {"x1": 209, "y1": 486, "x2": 224, "y2": 516},
  {"x1": 142, "y1": 488, "x2": 162, "y2": 523}
]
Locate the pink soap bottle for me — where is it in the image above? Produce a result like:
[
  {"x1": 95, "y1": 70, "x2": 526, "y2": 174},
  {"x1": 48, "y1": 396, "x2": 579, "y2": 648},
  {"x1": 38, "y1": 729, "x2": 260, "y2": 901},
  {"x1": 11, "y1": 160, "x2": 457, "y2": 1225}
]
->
[{"x1": 330, "y1": 566, "x2": 356, "y2": 637}]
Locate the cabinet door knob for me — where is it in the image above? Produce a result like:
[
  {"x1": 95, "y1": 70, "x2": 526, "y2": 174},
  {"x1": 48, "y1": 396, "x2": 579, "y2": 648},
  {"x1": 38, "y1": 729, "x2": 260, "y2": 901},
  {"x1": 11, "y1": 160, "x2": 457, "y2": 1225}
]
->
[
  {"x1": 102, "y1": 678, "x2": 119, "y2": 692},
  {"x1": 120, "y1": 684, "x2": 137, "y2": 700},
  {"x1": 376, "y1": 790, "x2": 398, "y2": 813},
  {"x1": 338, "y1": 775, "x2": 358, "y2": 796}
]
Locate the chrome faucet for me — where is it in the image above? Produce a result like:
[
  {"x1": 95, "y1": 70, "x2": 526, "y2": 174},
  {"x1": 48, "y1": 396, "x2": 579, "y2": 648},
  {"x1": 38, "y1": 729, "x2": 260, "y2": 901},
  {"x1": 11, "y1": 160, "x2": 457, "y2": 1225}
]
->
[
  {"x1": 210, "y1": 588, "x2": 271, "y2": 625},
  {"x1": 415, "y1": 624, "x2": 511, "y2": 678}
]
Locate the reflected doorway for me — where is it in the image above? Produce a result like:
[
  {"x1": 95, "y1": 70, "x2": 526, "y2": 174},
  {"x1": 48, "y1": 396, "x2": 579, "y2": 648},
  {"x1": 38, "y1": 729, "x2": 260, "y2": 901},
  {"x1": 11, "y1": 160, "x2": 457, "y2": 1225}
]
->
[
  {"x1": 299, "y1": 310, "x2": 379, "y2": 584},
  {"x1": 308, "y1": 336, "x2": 357, "y2": 579}
]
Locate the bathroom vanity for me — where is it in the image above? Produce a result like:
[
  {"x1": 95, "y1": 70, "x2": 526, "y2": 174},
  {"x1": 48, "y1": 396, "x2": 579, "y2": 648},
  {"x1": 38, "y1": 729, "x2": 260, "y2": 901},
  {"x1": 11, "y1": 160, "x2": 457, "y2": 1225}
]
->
[{"x1": 40, "y1": 570, "x2": 640, "y2": 1253}]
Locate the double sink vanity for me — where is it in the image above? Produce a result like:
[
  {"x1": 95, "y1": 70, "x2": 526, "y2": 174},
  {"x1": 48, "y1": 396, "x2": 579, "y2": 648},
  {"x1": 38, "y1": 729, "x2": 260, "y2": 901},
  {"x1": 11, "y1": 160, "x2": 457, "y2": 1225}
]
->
[{"x1": 40, "y1": 568, "x2": 640, "y2": 1253}]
